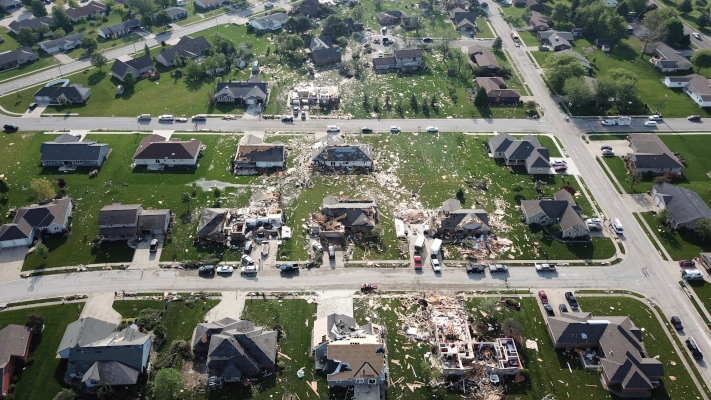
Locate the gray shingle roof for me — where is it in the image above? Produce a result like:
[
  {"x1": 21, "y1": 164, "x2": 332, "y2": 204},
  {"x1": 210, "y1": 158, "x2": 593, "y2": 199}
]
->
[
  {"x1": 251, "y1": 12, "x2": 287, "y2": 29},
  {"x1": 111, "y1": 54, "x2": 154, "y2": 78},
  {"x1": 132, "y1": 134, "x2": 202, "y2": 160},
  {"x1": 39, "y1": 33, "x2": 83, "y2": 51},
  {"x1": 81, "y1": 361, "x2": 140, "y2": 385},
  {"x1": 40, "y1": 137, "x2": 108, "y2": 163},
  {"x1": 0, "y1": 47, "x2": 36, "y2": 65},
  {"x1": 156, "y1": 35, "x2": 211, "y2": 65},
  {"x1": 97, "y1": 204, "x2": 141, "y2": 227},
  {"x1": 627, "y1": 133, "x2": 684, "y2": 170},
  {"x1": 196, "y1": 208, "x2": 226, "y2": 237},
  {"x1": 8, "y1": 16, "x2": 53, "y2": 33},
  {"x1": 99, "y1": 18, "x2": 139, "y2": 36},
  {"x1": 215, "y1": 79, "x2": 268, "y2": 101},
  {"x1": 57, "y1": 317, "x2": 117, "y2": 356},
  {"x1": 654, "y1": 183, "x2": 711, "y2": 225},
  {"x1": 394, "y1": 48, "x2": 422, "y2": 59},
  {"x1": 311, "y1": 144, "x2": 373, "y2": 164}
]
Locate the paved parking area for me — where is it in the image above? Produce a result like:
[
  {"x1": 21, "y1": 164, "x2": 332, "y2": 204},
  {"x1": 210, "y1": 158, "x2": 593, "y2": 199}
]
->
[
  {"x1": 130, "y1": 236, "x2": 162, "y2": 269},
  {"x1": 539, "y1": 289, "x2": 584, "y2": 317},
  {"x1": 316, "y1": 290, "x2": 354, "y2": 318},
  {"x1": 0, "y1": 247, "x2": 27, "y2": 282}
]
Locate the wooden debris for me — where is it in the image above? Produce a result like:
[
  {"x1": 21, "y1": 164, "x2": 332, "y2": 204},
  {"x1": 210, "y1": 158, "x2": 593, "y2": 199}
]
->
[{"x1": 278, "y1": 352, "x2": 292, "y2": 360}]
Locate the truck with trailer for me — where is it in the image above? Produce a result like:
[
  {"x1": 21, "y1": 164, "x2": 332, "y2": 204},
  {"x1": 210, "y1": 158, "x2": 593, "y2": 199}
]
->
[{"x1": 430, "y1": 239, "x2": 442, "y2": 257}]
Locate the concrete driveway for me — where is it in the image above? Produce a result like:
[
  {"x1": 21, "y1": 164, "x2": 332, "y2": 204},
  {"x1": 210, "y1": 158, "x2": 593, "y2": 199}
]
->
[
  {"x1": 204, "y1": 291, "x2": 247, "y2": 322},
  {"x1": 80, "y1": 292, "x2": 122, "y2": 324},
  {"x1": 0, "y1": 247, "x2": 27, "y2": 282},
  {"x1": 130, "y1": 236, "x2": 162, "y2": 269}
]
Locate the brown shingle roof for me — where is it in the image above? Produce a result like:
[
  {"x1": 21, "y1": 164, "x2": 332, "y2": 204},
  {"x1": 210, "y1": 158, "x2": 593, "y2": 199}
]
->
[
  {"x1": 133, "y1": 134, "x2": 202, "y2": 160},
  {"x1": 325, "y1": 343, "x2": 384, "y2": 381}
]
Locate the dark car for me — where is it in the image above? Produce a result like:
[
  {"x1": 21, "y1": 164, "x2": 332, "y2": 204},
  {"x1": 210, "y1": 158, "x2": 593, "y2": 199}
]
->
[
  {"x1": 198, "y1": 265, "x2": 215, "y2": 275},
  {"x1": 28, "y1": 103, "x2": 38, "y2": 110},
  {"x1": 423, "y1": 37, "x2": 433, "y2": 42},
  {"x1": 565, "y1": 292, "x2": 579, "y2": 309},
  {"x1": 671, "y1": 316, "x2": 683, "y2": 330},
  {"x1": 688, "y1": 115, "x2": 702, "y2": 122},
  {"x1": 679, "y1": 260, "x2": 696, "y2": 267},
  {"x1": 543, "y1": 303, "x2": 554, "y2": 316},
  {"x1": 3, "y1": 124, "x2": 18, "y2": 132},
  {"x1": 149, "y1": 239, "x2": 158, "y2": 253},
  {"x1": 279, "y1": 264, "x2": 298, "y2": 274},
  {"x1": 361, "y1": 283, "x2": 378, "y2": 292},
  {"x1": 559, "y1": 304, "x2": 568, "y2": 312},
  {"x1": 687, "y1": 337, "x2": 703, "y2": 359},
  {"x1": 361, "y1": 127, "x2": 373, "y2": 133}
]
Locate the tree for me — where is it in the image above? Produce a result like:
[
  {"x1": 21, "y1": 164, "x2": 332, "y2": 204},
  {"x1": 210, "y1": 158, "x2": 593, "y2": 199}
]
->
[
  {"x1": 552, "y1": 3, "x2": 571, "y2": 24},
  {"x1": 351, "y1": 4, "x2": 365, "y2": 21},
  {"x1": 0, "y1": 179, "x2": 8, "y2": 199},
  {"x1": 410, "y1": 93, "x2": 418, "y2": 109},
  {"x1": 699, "y1": 11, "x2": 711, "y2": 28},
  {"x1": 181, "y1": 192, "x2": 191, "y2": 210},
  {"x1": 492, "y1": 37, "x2": 502, "y2": 51},
  {"x1": 20, "y1": 0, "x2": 32, "y2": 7},
  {"x1": 53, "y1": 389, "x2": 77, "y2": 400},
  {"x1": 29, "y1": 178, "x2": 55, "y2": 202},
  {"x1": 25, "y1": 313, "x2": 44, "y2": 335},
  {"x1": 81, "y1": 36, "x2": 98, "y2": 54},
  {"x1": 474, "y1": 86, "x2": 488, "y2": 107},
  {"x1": 56, "y1": 178, "x2": 67, "y2": 189},
  {"x1": 616, "y1": 1, "x2": 630, "y2": 18},
  {"x1": 284, "y1": 16, "x2": 311, "y2": 33},
  {"x1": 409, "y1": 13, "x2": 424, "y2": 33},
  {"x1": 90, "y1": 52, "x2": 108, "y2": 70},
  {"x1": 153, "y1": 368, "x2": 183, "y2": 400},
  {"x1": 695, "y1": 218, "x2": 711, "y2": 241},
  {"x1": 626, "y1": 0, "x2": 648, "y2": 16},
  {"x1": 52, "y1": 5, "x2": 71, "y2": 30},
  {"x1": 31, "y1": 0, "x2": 48, "y2": 17},
  {"x1": 123, "y1": 71, "x2": 136, "y2": 90},
  {"x1": 656, "y1": 209, "x2": 671, "y2": 225},
  {"x1": 691, "y1": 49, "x2": 711, "y2": 72},
  {"x1": 678, "y1": 0, "x2": 693, "y2": 13},
  {"x1": 112, "y1": 3, "x2": 129, "y2": 20},
  {"x1": 544, "y1": 52, "x2": 587, "y2": 93},
  {"x1": 53, "y1": 28, "x2": 65, "y2": 39},
  {"x1": 574, "y1": 2, "x2": 627, "y2": 43},
  {"x1": 321, "y1": 15, "x2": 347, "y2": 38},
  {"x1": 154, "y1": 10, "x2": 172, "y2": 26},
  {"x1": 563, "y1": 76, "x2": 593, "y2": 106},
  {"x1": 36, "y1": 242, "x2": 49, "y2": 259},
  {"x1": 127, "y1": 0, "x2": 155, "y2": 16},
  {"x1": 665, "y1": 18, "x2": 685, "y2": 45},
  {"x1": 437, "y1": 31, "x2": 457, "y2": 61},
  {"x1": 627, "y1": 171, "x2": 642, "y2": 190},
  {"x1": 17, "y1": 27, "x2": 39, "y2": 47}
]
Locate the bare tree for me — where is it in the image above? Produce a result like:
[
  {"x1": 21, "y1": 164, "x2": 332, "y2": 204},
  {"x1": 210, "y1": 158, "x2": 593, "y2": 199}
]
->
[{"x1": 438, "y1": 32, "x2": 457, "y2": 61}]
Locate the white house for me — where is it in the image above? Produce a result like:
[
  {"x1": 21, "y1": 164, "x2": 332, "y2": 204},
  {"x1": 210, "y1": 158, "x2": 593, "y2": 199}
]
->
[
  {"x1": 250, "y1": 12, "x2": 287, "y2": 31},
  {"x1": 39, "y1": 34, "x2": 83, "y2": 54},
  {"x1": 0, "y1": 198, "x2": 73, "y2": 248},
  {"x1": 311, "y1": 144, "x2": 373, "y2": 168},
  {"x1": 603, "y1": 0, "x2": 618, "y2": 5},
  {"x1": 663, "y1": 74, "x2": 711, "y2": 107},
  {"x1": 132, "y1": 134, "x2": 202, "y2": 168}
]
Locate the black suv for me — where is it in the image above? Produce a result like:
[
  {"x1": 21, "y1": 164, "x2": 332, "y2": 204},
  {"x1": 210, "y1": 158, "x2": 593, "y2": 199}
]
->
[
  {"x1": 565, "y1": 292, "x2": 579, "y2": 310},
  {"x1": 198, "y1": 265, "x2": 215, "y2": 275},
  {"x1": 671, "y1": 316, "x2": 683, "y2": 331},
  {"x1": 687, "y1": 337, "x2": 703, "y2": 360},
  {"x1": 3, "y1": 124, "x2": 18, "y2": 132}
]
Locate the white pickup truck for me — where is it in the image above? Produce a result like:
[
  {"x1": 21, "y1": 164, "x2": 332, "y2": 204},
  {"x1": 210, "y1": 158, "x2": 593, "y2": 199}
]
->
[
  {"x1": 241, "y1": 265, "x2": 258, "y2": 276},
  {"x1": 535, "y1": 263, "x2": 556, "y2": 272},
  {"x1": 489, "y1": 264, "x2": 509, "y2": 273}
]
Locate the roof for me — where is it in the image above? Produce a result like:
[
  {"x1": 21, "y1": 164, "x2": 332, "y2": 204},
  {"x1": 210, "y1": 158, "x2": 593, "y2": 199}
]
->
[
  {"x1": 39, "y1": 33, "x2": 83, "y2": 50},
  {"x1": 66, "y1": 1, "x2": 106, "y2": 19},
  {"x1": 538, "y1": 30, "x2": 574, "y2": 43},
  {"x1": 653, "y1": 42, "x2": 691, "y2": 67},
  {"x1": 311, "y1": 144, "x2": 373, "y2": 164},
  {"x1": 394, "y1": 48, "x2": 422, "y2": 59},
  {"x1": 14, "y1": 198, "x2": 71, "y2": 229},
  {"x1": 0, "y1": 223, "x2": 33, "y2": 242},
  {"x1": 476, "y1": 77, "x2": 521, "y2": 98},
  {"x1": 133, "y1": 134, "x2": 202, "y2": 160},
  {"x1": 468, "y1": 45, "x2": 499, "y2": 67},
  {"x1": 521, "y1": 189, "x2": 586, "y2": 233},
  {"x1": 99, "y1": 19, "x2": 140, "y2": 36},
  {"x1": 653, "y1": 183, "x2": 711, "y2": 224},
  {"x1": 235, "y1": 143, "x2": 285, "y2": 163},
  {"x1": 137, "y1": 209, "x2": 171, "y2": 231},
  {"x1": 489, "y1": 132, "x2": 514, "y2": 153},
  {"x1": 0, "y1": 47, "x2": 36, "y2": 65},
  {"x1": 157, "y1": 35, "x2": 211, "y2": 65},
  {"x1": 325, "y1": 343, "x2": 384, "y2": 381},
  {"x1": 57, "y1": 317, "x2": 117, "y2": 356},
  {"x1": 40, "y1": 135, "x2": 107, "y2": 162},
  {"x1": 215, "y1": 79, "x2": 268, "y2": 100},
  {"x1": 530, "y1": 11, "x2": 551, "y2": 28},
  {"x1": 111, "y1": 54, "x2": 153, "y2": 77},
  {"x1": 453, "y1": 11, "x2": 477, "y2": 29},
  {"x1": 34, "y1": 84, "x2": 90, "y2": 101},
  {"x1": 372, "y1": 56, "x2": 396, "y2": 66},
  {"x1": 163, "y1": 6, "x2": 187, "y2": 17},
  {"x1": 0, "y1": 325, "x2": 32, "y2": 368},
  {"x1": 558, "y1": 49, "x2": 591, "y2": 70},
  {"x1": 627, "y1": 133, "x2": 684, "y2": 170},
  {"x1": 502, "y1": 134, "x2": 541, "y2": 160},
  {"x1": 312, "y1": 314, "x2": 357, "y2": 349},
  {"x1": 310, "y1": 36, "x2": 341, "y2": 63},
  {"x1": 684, "y1": 73, "x2": 711, "y2": 100},
  {"x1": 196, "y1": 208, "x2": 226, "y2": 237},
  {"x1": 81, "y1": 361, "x2": 140, "y2": 386},
  {"x1": 8, "y1": 16, "x2": 53, "y2": 33},
  {"x1": 97, "y1": 203, "x2": 141, "y2": 227},
  {"x1": 251, "y1": 12, "x2": 287, "y2": 28}
]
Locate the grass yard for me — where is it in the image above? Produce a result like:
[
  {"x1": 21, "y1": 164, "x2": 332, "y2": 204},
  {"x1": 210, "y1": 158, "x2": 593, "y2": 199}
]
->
[
  {"x1": 184, "y1": 298, "x2": 322, "y2": 400},
  {"x1": 476, "y1": 17, "x2": 495, "y2": 38},
  {"x1": 579, "y1": 296, "x2": 704, "y2": 399},
  {"x1": 0, "y1": 132, "x2": 256, "y2": 270},
  {"x1": 687, "y1": 280, "x2": 711, "y2": 325},
  {"x1": 0, "y1": 28, "x2": 58, "y2": 83},
  {"x1": 640, "y1": 212, "x2": 711, "y2": 261},
  {"x1": 517, "y1": 30, "x2": 539, "y2": 47},
  {"x1": 530, "y1": 50, "x2": 550, "y2": 67},
  {"x1": 174, "y1": 2, "x2": 228, "y2": 26},
  {"x1": 0, "y1": 304, "x2": 83, "y2": 400}
]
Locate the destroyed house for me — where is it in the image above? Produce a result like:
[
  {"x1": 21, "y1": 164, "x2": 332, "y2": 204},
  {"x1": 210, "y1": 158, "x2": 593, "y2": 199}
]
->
[
  {"x1": 547, "y1": 313, "x2": 663, "y2": 397},
  {"x1": 433, "y1": 198, "x2": 490, "y2": 238},
  {"x1": 316, "y1": 196, "x2": 378, "y2": 238},
  {"x1": 290, "y1": 85, "x2": 340, "y2": 107},
  {"x1": 233, "y1": 142, "x2": 285, "y2": 169},
  {"x1": 312, "y1": 314, "x2": 382, "y2": 369},
  {"x1": 196, "y1": 206, "x2": 283, "y2": 245},
  {"x1": 311, "y1": 143, "x2": 373, "y2": 169}
]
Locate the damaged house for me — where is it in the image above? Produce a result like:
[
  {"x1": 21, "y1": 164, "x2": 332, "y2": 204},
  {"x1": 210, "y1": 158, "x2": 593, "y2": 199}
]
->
[
  {"x1": 290, "y1": 84, "x2": 340, "y2": 108},
  {"x1": 311, "y1": 196, "x2": 378, "y2": 238},
  {"x1": 233, "y1": 134, "x2": 285, "y2": 172},
  {"x1": 311, "y1": 143, "x2": 373, "y2": 169},
  {"x1": 191, "y1": 318, "x2": 277, "y2": 383},
  {"x1": 431, "y1": 198, "x2": 490, "y2": 238},
  {"x1": 488, "y1": 132, "x2": 550, "y2": 174},
  {"x1": 520, "y1": 189, "x2": 589, "y2": 238}
]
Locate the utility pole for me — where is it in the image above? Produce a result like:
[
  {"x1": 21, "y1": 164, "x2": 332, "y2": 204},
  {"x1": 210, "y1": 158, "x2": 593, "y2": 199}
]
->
[{"x1": 655, "y1": 94, "x2": 667, "y2": 116}]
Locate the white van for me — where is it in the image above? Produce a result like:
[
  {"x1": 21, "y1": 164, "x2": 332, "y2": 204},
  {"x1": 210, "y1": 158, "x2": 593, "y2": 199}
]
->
[
  {"x1": 612, "y1": 218, "x2": 623, "y2": 235},
  {"x1": 430, "y1": 239, "x2": 442, "y2": 257},
  {"x1": 414, "y1": 235, "x2": 425, "y2": 251},
  {"x1": 158, "y1": 115, "x2": 174, "y2": 122},
  {"x1": 682, "y1": 269, "x2": 704, "y2": 280},
  {"x1": 191, "y1": 114, "x2": 206, "y2": 121},
  {"x1": 326, "y1": 125, "x2": 340, "y2": 132},
  {"x1": 137, "y1": 114, "x2": 151, "y2": 120}
]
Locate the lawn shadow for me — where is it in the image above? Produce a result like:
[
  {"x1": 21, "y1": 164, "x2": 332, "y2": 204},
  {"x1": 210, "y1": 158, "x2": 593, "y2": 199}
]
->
[{"x1": 88, "y1": 70, "x2": 107, "y2": 86}]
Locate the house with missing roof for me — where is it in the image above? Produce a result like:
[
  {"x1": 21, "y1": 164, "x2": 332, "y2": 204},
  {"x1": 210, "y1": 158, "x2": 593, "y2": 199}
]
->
[
  {"x1": 311, "y1": 313, "x2": 386, "y2": 395},
  {"x1": 132, "y1": 134, "x2": 202, "y2": 168},
  {"x1": 196, "y1": 204, "x2": 283, "y2": 244},
  {"x1": 98, "y1": 203, "x2": 171, "y2": 240},
  {"x1": 110, "y1": 54, "x2": 155, "y2": 82},
  {"x1": 311, "y1": 143, "x2": 373, "y2": 169},
  {"x1": 233, "y1": 134, "x2": 285, "y2": 171},
  {"x1": 488, "y1": 132, "x2": 550, "y2": 173},
  {"x1": 652, "y1": 183, "x2": 711, "y2": 229},
  {"x1": 647, "y1": 42, "x2": 692, "y2": 73},
  {"x1": 431, "y1": 198, "x2": 491, "y2": 238},
  {"x1": 475, "y1": 77, "x2": 521, "y2": 104},
  {"x1": 155, "y1": 35, "x2": 211, "y2": 68},
  {"x1": 0, "y1": 47, "x2": 37, "y2": 71},
  {"x1": 249, "y1": 12, "x2": 287, "y2": 30},
  {"x1": 547, "y1": 313, "x2": 663, "y2": 397},
  {"x1": 625, "y1": 133, "x2": 684, "y2": 175},
  {"x1": 39, "y1": 33, "x2": 83, "y2": 54},
  {"x1": 0, "y1": 198, "x2": 73, "y2": 249},
  {"x1": 215, "y1": 78, "x2": 268, "y2": 107},
  {"x1": 468, "y1": 45, "x2": 499, "y2": 69},
  {"x1": 57, "y1": 317, "x2": 151, "y2": 390},
  {"x1": 372, "y1": 48, "x2": 423, "y2": 71},
  {"x1": 40, "y1": 133, "x2": 109, "y2": 170},
  {"x1": 521, "y1": 189, "x2": 589, "y2": 238},
  {"x1": 191, "y1": 318, "x2": 277, "y2": 384},
  {"x1": 0, "y1": 325, "x2": 32, "y2": 397},
  {"x1": 312, "y1": 196, "x2": 378, "y2": 238},
  {"x1": 663, "y1": 74, "x2": 711, "y2": 107}
]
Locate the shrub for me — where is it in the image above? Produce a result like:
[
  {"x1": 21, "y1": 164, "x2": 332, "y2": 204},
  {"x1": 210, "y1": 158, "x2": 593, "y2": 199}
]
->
[
  {"x1": 25, "y1": 357, "x2": 35, "y2": 366},
  {"x1": 135, "y1": 309, "x2": 163, "y2": 330},
  {"x1": 154, "y1": 340, "x2": 193, "y2": 369},
  {"x1": 663, "y1": 172, "x2": 682, "y2": 184}
]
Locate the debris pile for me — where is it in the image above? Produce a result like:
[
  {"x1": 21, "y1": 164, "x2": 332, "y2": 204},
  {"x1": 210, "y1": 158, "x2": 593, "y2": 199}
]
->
[{"x1": 309, "y1": 196, "x2": 378, "y2": 239}]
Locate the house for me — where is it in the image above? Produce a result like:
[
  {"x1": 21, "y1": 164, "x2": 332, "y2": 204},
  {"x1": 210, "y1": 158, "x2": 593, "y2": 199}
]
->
[
  {"x1": 571, "y1": 27, "x2": 583, "y2": 37},
  {"x1": 39, "y1": 33, "x2": 83, "y2": 54},
  {"x1": 8, "y1": 17, "x2": 54, "y2": 36},
  {"x1": 547, "y1": 313, "x2": 663, "y2": 397},
  {"x1": 192, "y1": 318, "x2": 276, "y2": 382},
  {"x1": 137, "y1": 209, "x2": 172, "y2": 235},
  {"x1": 652, "y1": 183, "x2": 711, "y2": 229},
  {"x1": 394, "y1": 48, "x2": 423, "y2": 69},
  {"x1": 595, "y1": 38, "x2": 612, "y2": 52},
  {"x1": 155, "y1": 35, "x2": 211, "y2": 68},
  {"x1": 0, "y1": 0, "x2": 21, "y2": 12},
  {"x1": 233, "y1": 138, "x2": 286, "y2": 170},
  {"x1": 110, "y1": 54, "x2": 155, "y2": 82},
  {"x1": 66, "y1": 1, "x2": 106, "y2": 23},
  {"x1": 468, "y1": 45, "x2": 499, "y2": 68},
  {"x1": 626, "y1": 133, "x2": 684, "y2": 174},
  {"x1": 372, "y1": 56, "x2": 397, "y2": 70},
  {"x1": 603, "y1": 0, "x2": 618, "y2": 6},
  {"x1": 0, "y1": 198, "x2": 73, "y2": 249},
  {"x1": 57, "y1": 317, "x2": 151, "y2": 389},
  {"x1": 452, "y1": 10, "x2": 477, "y2": 31},
  {"x1": 196, "y1": 208, "x2": 228, "y2": 242},
  {"x1": 475, "y1": 77, "x2": 521, "y2": 104},
  {"x1": 431, "y1": 198, "x2": 490, "y2": 238},
  {"x1": 215, "y1": 78, "x2": 269, "y2": 106},
  {"x1": 699, "y1": 253, "x2": 711, "y2": 270},
  {"x1": 249, "y1": 12, "x2": 287, "y2": 31},
  {"x1": 559, "y1": 49, "x2": 591, "y2": 72},
  {"x1": 290, "y1": 84, "x2": 340, "y2": 107},
  {"x1": 195, "y1": 0, "x2": 224, "y2": 9},
  {"x1": 537, "y1": 30, "x2": 574, "y2": 51},
  {"x1": 132, "y1": 134, "x2": 202, "y2": 168},
  {"x1": 0, "y1": 47, "x2": 37, "y2": 71},
  {"x1": 513, "y1": 0, "x2": 543, "y2": 10},
  {"x1": 520, "y1": 189, "x2": 589, "y2": 238},
  {"x1": 314, "y1": 196, "x2": 378, "y2": 238},
  {"x1": 663, "y1": 74, "x2": 711, "y2": 107},
  {"x1": 0, "y1": 325, "x2": 32, "y2": 397},
  {"x1": 40, "y1": 133, "x2": 109, "y2": 170},
  {"x1": 196, "y1": 205, "x2": 284, "y2": 244},
  {"x1": 309, "y1": 36, "x2": 342, "y2": 65},
  {"x1": 311, "y1": 143, "x2": 373, "y2": 169},
  {"x1": 152, "y1": 7, "x2": 188, "y2": 21},
  {"x1": 648, "y1": 42, "x2": 692, "y2": 73},
  {"x1": 97, "y1": 203, "x2": 142, "y2": 241},
  {"x1": 376, "y1": 10, "x2": 409, "y2": 26},
  {"x1": 530, "y1": 11, "x2": 552, "y2": 31},
  {"x1": 488, "y1": 132, "x2": 550, "y2": 173},
  {"x1": 299, "y1": 0, "x2": 320, "y2": 17},
  {"x1": 34, "y1": 81, "x2": 91, "y2": 105},
  {"x1": 98, "y1": 19, "x2": 140, "y2": 39},
  {"x1": 627, "y1": 21, "x2": 649, "y2": 38}
]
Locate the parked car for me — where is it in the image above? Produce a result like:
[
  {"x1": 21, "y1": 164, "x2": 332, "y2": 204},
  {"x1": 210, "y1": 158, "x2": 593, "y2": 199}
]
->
[
  {"x1": 466, "y1": 264, "x2": 485, "y2": 273},
  {"x1": 216, "y1": 265, "x2": 233, "y2": 274},
  {"x1": 687, "y1": 337, "x2": 703, "y2": 359},
  {"x1": 423, "y1": 37, "x2": 433, "y2": 42},
  {"x1": 149, "y1": 239, "x2": 158, "y2": 253},
  {"x1": 192, "y1": 115, "x2": 206, "y2": 121},
  {"x1": 361, "y1": 127, "x2": 373, "y2": 133},
  {"x1": 536, "y1": 263, "x2": 556, "y2": 272},
  {"x1": 643, "y1": 121, "x2": 657, "y2": 127},
  {"x1": 301, "y1": 111, "x2": 306, "y2": 120},
  {"x1": 648, "y1": 115, "x2": 663, "y2": 121},
  {"x1": 413, "y1": 255, "x2": 422, "y2": 269},
  {"x1": 28, "y1": 103, "x2": 38, "y2": 110},
  {"x1": 671, "y1": 316, "x2": 683, "y2": 330},
  {"x1": 361, "y1": 283, "x2": 378, "y2": 292},
  {"x1": 175, "y1": 117, "x2": 188, "y2": 122},
  {"x1": 279, "y1": 264, "x2": 298, "y2": 274},
  {"x1": 312, "y1": 242, "x2": 324, "y2": 252},
  {"x1": 264, "y1": 2, "x2": 273, "y2": 8},
  {"x1": 489, "y1": 264, "x2": 508, "y2": 273},
  {"x1": 688, "y1": 115, "x2": 702, "y2": 121},
  {"x1": 241, "y1": 254, "x2": 255, "y2": 265},
  {"x1": 538, "y1": 290, "x2": 549, "y2": 303},
  {"x1": 390, "y1": 126, "x2": 401, "y2": 134},
  {"x1": 3, "y1": 124, "x2": 18, "y2": 131},
  {"x1": 158, "y1": 114, "x2": 174, "y2": 122},
  {"x1": 282, "y1": 115, "x2": 294, "y2": 122},
  {"x1": 241, "y1": 265, "x2": 258, "y2": 275},
  {"x1": 431, "y1": 258, "x2": 441, "y2": 272},
  {"x1": 198, "y1": 265, "x2": 215, "y2": 275},
  {"x1": 600, "y1": 145, "x2": 612, "y2": 151},
  {"x1": 543, "y1": 303, "x2": 554, "y2": 316},
  {"x1": 559, "y1": 304, "x2": 568, "y2": 313},
  {"x1": 565, "y1": 292, "x2": 579, "y2": 309},
  {"x1": 601, "y1": 119, "x2": 616, "y2": 126},
  {"x1": 679, "y1": 260, "x2": 696, "y2": 267},
  {"x1": 426, "y1": 126, "x2": 438, "y2": 133},
  {"x1": 693, "y1": 32, "x2": 702, "y2": 39},
  {"x1": 551, "y1": 160, "x2": 566, "y2": 167},
  {"x1": 601, "y1": 149, "x2": 615, "y2": 156},
  {"x1": 293, "y1": 106, "x2": 299, "y2": 115},
  {"x1": 554, "y1": 165, "x2": 567, "y2": 173}
]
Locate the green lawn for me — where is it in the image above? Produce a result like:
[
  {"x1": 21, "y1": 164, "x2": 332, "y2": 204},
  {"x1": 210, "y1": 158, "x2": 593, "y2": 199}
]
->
[
  {"x1": 476, "y1": 17, "x2": 495, "y2": 38},
  {"x1": 0, "y1": 27, "x2": 58, "y2": 82},
  {"x1": 494, "y1": 49, "x2": 527, "y2": 93},
  {"x1": 0, "y1": 304, "x2": 84, "y2": 400},
  {"x1": 0, "y1": 132, "x2": 256, "y2": 270},
  {"x1": 580, "y1": 296, "x2": 704, "y2": 399},
  {"x1": 530, "y1": 50, "x2": 550, "y2": 67},
  {"x1": 687, "y1": 280, "x2": 711, "y2": 327},
  {"x1": 175, "y1": 3, "x2": 227, "y2": 26},
  {"x1": 517, "y1": 30, "x2": 539, "y2": 47},
  {"x1": 641, "y1": 212, "x2": 711, "y2": 260}
]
